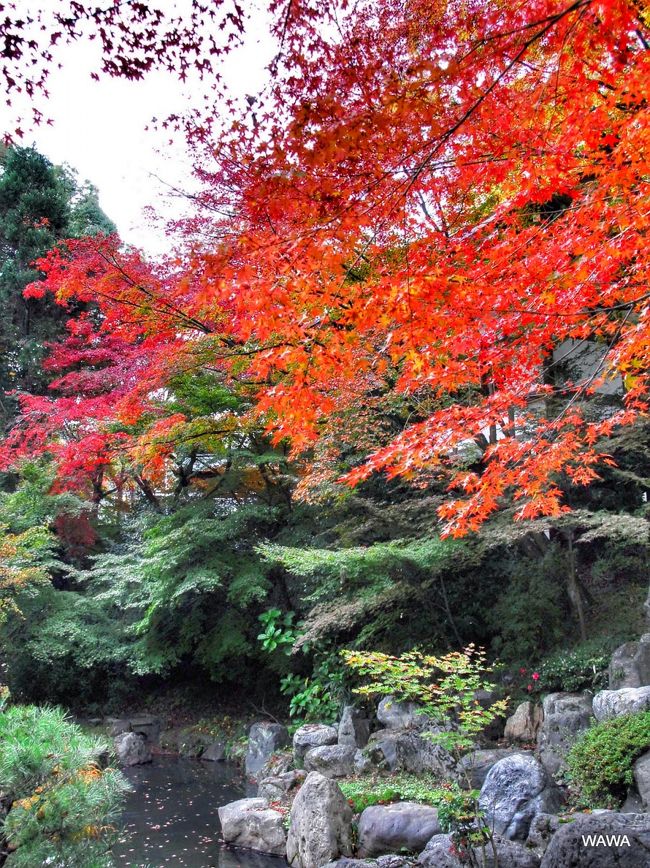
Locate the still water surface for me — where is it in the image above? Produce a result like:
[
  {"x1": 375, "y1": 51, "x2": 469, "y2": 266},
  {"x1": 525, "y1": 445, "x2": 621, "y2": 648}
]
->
[{"x1": 113, "y1": 755, "x2": 288, "y2": 868}]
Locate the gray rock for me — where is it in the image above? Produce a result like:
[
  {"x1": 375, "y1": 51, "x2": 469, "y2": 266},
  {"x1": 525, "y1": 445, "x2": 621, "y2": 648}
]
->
[
  {"x1": 305, "y1": 744, "x2": 357, "y2": 778},
  {"x1": 113, "y1": 731, "x2": 152, "y2": 766},
  {"x1": 525, "y1": 813, "x2": 560, "y2": 857},
  {"x1": 286, "y1": 772, "x2": 353, "y2": 868},
  {"x1": 218, "y1": 797, "x2": 286, "y2": 856},
  {"x1": 483, "y1": 836, "x2": 541, "y2": 867},
  {"x1": 416, "y1": 834, "x2": 460, "y2": 868},
  {"x1": 377, "y1": 697, "x2": 429, "y2": 730},
  {"x1": 633, "y1": 752, "x2": 650, "y2": 809},
  {"x1": 537, "y1": 692, "x2": 594, "y2": 776},
  {"x1": 504, "y1": 702, "x2": 543, "y2": 743},
  {"x1": 201, "y1": 740, "x2": 226, "y2": 761},
  {"x1": 338, "y1": 706, "x2": 371, "y2": 748},
  {"x1": 246, "y1": 722, "x2": 290, "y2": 781},
  {"x1": 376, "y1": 857, "x2": 417, "y2": 868},
  {"x1": 107, "y1": 718, "x2": 131, "y2": 737},
  {"x1": 322, "y1": 861, "x2": 375, "y2": 868},
  {"x1": 540, "y1": 812, "x2": 650, "y2": 867},
  {"x1": 357, "y1": 802, "x2": 441, "y2": 858},
  {"x1": 418, "y1": 833, "x2": 540, "y2": 867},
  {"x1": 623, "y1": 789, "x2": 645, "y2": 813},
  {"x1": 354, "y1": 749, "x2": 374, "y2": 775},
  {"x1": 365, "y1": 729, "x2": 455, "y2": 776},
  {"x1": 293, "y1": 723, "x2": 338, "y2": 765},
  {"x1": 128, "y1": 714, "x2": 162, "y2": 745},
  {"x1": 459, "y1": 748, "x2": 528, "y2": 789},
  {"x1": 324, "y1": 860, "x2": 414, "y2": 868},
  {"x1": 178, "y1": 728, "x2": 214, "y2": 758},
  {"x1": 479, "y1": 753, "x2": 563, "y2": 841},
  {"x1": 323, "y1": 858, "x2": 416, "y2": 868},
  {"x1": 593, "y1": 686, "x2": 650, "y2": 721},
  {"x1": 258, "y1": 769, "x2": 306, "y2": 802},
  {"x1": 609, "y1": 635, "x2": 650, "y2": 689},
  {"x1": 259, "y1": 749, "x2": 294, "y2": 779}
]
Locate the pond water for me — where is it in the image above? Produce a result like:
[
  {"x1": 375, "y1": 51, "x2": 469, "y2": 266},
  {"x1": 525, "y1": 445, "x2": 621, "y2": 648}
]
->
[{"x1": 113, "y1": 755, "x2": 288, "y2": 868}]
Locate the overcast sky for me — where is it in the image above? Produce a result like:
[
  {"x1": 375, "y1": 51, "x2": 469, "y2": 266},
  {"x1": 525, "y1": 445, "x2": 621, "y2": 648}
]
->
[{"x1": 1, "y1": 8, "x2": 274, "y2": 256}]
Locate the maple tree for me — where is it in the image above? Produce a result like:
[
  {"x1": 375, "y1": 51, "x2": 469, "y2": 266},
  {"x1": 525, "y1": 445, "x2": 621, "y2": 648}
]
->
[{"x1": 1, "y1": 0, "x2": 649, "y2": 536}]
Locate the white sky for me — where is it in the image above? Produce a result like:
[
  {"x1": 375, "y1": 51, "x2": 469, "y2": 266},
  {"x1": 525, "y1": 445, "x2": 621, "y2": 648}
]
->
[{"x1": 1, "y1": 8, "x2": 274, "y2": 256}]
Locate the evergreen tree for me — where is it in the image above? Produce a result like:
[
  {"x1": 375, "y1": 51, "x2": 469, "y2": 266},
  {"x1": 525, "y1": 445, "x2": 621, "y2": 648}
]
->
[{"x1": 0, "y1": 145, "x2": 114, "y2": 431}]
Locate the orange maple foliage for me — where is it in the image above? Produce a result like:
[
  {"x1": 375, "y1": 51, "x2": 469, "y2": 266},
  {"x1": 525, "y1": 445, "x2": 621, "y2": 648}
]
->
[{"x1": 2, "y1": 0, "x2": 649, "y2": 534}]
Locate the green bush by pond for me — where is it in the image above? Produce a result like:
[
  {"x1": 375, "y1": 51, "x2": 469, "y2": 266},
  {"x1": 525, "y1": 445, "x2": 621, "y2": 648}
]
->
[
  {"x1": 565, "y1": 711, "x2": 650, "y2": 809},
  {"x1": 0, "y1": 702, "x2": 130, "y2": 867}
]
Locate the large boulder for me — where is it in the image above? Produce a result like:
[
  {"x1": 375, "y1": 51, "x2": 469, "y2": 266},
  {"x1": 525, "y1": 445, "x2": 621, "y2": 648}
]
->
[
  {"x1": 377, "y1": 697, "x2": 429, "y2": 730},
  {"x1": 633, "y1": 752, "x2": 650, "y2": 809},
  {"x1": 113, "y1": 731, "x2": 152, "y2": 766},
  {"x1": 304, "y1": 745, "x2": 357, "y2": 778},
  {"x1": 609, "y1": 635, "x2": 650, "y2": 689},
  {"x1": 417, "y1": 833, "x2": 540, "y2": 867},
  {"x1": 365, "y1": 729, "x2": 455, "y2": 776},
  {"x1": 293, "y1": 723, "x2": 338, "y2": 765},
  {"x1": 245, "y1": 722, "x2": 290, "y2": 780},
  {"x1": 218, "y1": 797, "x2": 286, "y2": 856},
  {"x1": 592, "y1": 686, "x2": 650, "y2": 721},
  {"x1": 479, "y1": 753, "x2": 563, "y2": 841},
  {"x1": 540, "y1": 812, "x2": 650, "y2": 867},
  {"x1": 504, "y1": 702, "x2": 543, "y2": 744},
  {"x1": 537, "y1": 692, "x2": 594, "y2": 776},
  {"x1": 338, "y1": 706, "x2": 371, "y2": 748},
  {"x1": 459, "y1": 748, "x2": 529, "y2": 789},
  {"x1": 357, "y1": 802, "x2": 441, "y2": 858},
  {"x1": 286, "y1": 772, "x2": 353, "y2": 868}
]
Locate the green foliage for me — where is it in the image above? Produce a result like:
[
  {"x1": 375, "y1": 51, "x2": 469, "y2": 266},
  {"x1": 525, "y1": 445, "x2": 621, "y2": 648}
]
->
[
  {"x1": 487, "y1": 546, "x2": 567, "y2": 661},
  {"x1": 0, "y1": 703, "x2": 129, "y2": 867},
  {"x1": 339, "y1": 772, "x2": 441, "y2": 812},
  {"x1": 535, "y1": 639, "x2": 615, "y2": 693},
  {"x1": 280, "y1": 654, "x2": 345, "y2": 723},
  {"x1": 565, "y1": 712, "x2": 650, "y2": 808},
  {"x1": 344, "y1": 644, "x2": 506, "y2": 867},
  {"x1": 339, "y1": 773, "x2": 493, "y2": 865},
  {"x1": 257, "y1": 608, "x2": 298, "y2": 652},
  {"x1": 430, "y1": 781, "x2": 494, "y2": 867},
  {"x1": 0, "y1": 146, "x2": 114, "y2": 428},
  {"x1": 124, "y1": 502, "x2": 275, "y2": 679},
  {"x1": 1, "y1": 586, "x2": 133, "y2": 706},
  {"x1": 344, "y1": 645, "x2": 508, "y2": 755},
  {"x1": 0, "y1": 524, "x2": 52, "y2": 622},
  {"x1": 0, "y1": 461, "x2": 85, "y2": 534},
  {"x1": 261, "y1": 536, "x2": 465, "y2": 606}
]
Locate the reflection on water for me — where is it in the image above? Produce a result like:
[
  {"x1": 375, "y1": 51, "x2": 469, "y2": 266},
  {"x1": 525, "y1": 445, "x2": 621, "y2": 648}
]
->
[{"x1": 113, "y1": 755, "x2": 288, "y2": 868}]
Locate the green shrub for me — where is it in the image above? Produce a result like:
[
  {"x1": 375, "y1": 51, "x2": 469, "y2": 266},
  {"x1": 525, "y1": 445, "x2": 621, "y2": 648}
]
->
[
  {"x1": 565, "y1": 711, "x2": 650, "y2": 808},
  {"x1": 487, "y1": 547, "x2": 567, "y2": 661},
  {"x1": 339, "y1": 772, "x2": 441, "y2": 812},
  {"x1": 0, "y1": 703, "x2": 130, "y2": 867},
  {"x1": 536, "y1": 639, "x2": 614, "y2": 693}
]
